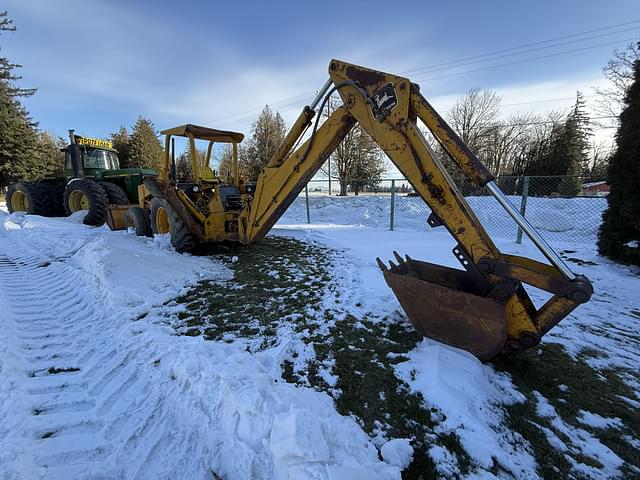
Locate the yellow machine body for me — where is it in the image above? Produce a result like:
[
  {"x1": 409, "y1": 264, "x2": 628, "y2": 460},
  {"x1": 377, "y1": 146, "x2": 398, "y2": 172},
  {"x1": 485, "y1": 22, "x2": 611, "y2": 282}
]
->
[{"x1": 143, "y1": 60, "x2": 593, "y2": 361}]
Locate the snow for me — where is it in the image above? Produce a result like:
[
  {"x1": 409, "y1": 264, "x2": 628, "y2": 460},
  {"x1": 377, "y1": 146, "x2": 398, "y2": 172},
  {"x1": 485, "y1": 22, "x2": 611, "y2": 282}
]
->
[
  {"x1": 1, "y1": 191, "x2": 638, "y2": 479},
  {"x1": 577, "y1": 410, "x2": 623, "y2": 429},
  {"x1": 380, "y1": 439, "x2": 414, "y2": 469},
  {"x1": 280, "y1": 194, "x2": 608, "y2": 244},
  {"x1": 394, "y1": 339, "x2": 536, "y2": 478},
  {"x1": 0, "y1": 209, "x2": 401, "y2": 480}
]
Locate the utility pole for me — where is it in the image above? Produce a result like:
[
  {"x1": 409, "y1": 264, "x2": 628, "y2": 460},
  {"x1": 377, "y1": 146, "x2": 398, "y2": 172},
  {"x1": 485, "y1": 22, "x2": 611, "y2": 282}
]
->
[{"x1": 327, "y1": 97, "x2": 332, "y2": 196}]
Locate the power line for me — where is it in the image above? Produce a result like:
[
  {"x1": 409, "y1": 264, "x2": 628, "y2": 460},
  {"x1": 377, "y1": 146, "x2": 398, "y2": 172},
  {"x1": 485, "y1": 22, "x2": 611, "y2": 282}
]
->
[
  {"x1": 213, "y1": 24, "x2": 639, "y2": 127},
  {"x1": 502, "y1": 95, "x2": 597, "y2": 107},
  {"x1": 403, "y1": 26, "x2": 639, "y2": 77},
  {"x1": 414, "y1": 37, "x2": 638, "y2": 83},
  {"x1": 401, "y1": 19, "x2": 640, "y2": 75},
  {"x1": 489, "y1": 115, "x2": 617, "y2": 128}
]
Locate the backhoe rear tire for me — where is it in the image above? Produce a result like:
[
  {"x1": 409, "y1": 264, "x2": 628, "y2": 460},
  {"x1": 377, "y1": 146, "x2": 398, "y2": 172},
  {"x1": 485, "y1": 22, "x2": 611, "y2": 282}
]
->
[
  {"x1": 125, "y1": 207, "x2": 152, "y2": 237},
  {"x1": 6, "y1": 182, "x2": 49, "y2": 215},
  {"x1": 149, "y1": 197, "x2": 198, "y2": 253},
  {"x1": 99, "y1": 182, "x2": 129, "y2": 205},
  {"x1": 63, "y1": 179, "x2": 109, "y2": 226}
]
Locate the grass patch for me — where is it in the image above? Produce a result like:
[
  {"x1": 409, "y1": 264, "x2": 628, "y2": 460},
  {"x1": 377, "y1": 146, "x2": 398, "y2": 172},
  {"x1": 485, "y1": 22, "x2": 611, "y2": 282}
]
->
[
  {"x1": 495, "y1": 343, "x2": 640, "y2": 478},
  {"x1": 174, "y1": 236, "x2": 330, "y2": 350}
]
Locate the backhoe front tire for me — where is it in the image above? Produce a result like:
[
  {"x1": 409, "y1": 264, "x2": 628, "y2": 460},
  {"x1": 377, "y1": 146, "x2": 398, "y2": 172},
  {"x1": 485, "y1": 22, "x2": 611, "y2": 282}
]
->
[
  {"x1": 99, "y1": 182, "x2": 129, "y2": 205},
  {"x1": 6, "y1": 182, "x2": 49, "y2": 215},
  {"x1": 149, "y1": 197, "x2": 198, "y2": 253},
  {"x1": 125, "y1": 207, "x2": 152, "y2": 237},
  {"x1": 63, "y1": 179, "x2": 109, "y2": 226}
]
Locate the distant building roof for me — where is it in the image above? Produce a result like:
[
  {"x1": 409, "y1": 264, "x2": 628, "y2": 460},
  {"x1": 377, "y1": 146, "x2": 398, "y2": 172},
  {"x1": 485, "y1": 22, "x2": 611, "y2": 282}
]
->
[{"x1": 582, "y1": 181, "x2": 607, "y2": 188}]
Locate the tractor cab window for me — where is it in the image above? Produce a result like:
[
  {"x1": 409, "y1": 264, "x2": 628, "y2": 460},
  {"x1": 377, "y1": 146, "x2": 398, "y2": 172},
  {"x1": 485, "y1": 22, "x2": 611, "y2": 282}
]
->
[{"x1": 83, "y1": 148, "x2": 120, "y2": 170}]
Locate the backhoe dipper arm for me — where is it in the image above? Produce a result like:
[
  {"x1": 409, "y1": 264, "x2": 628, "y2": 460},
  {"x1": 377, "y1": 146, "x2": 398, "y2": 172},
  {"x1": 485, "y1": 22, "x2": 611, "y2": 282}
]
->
[
  {"x1": 244, "y1": 106, "x2": 356, "y2": 242},
  {"x1": 242, "y1": 59, "x2": 593, "y2": 360}
]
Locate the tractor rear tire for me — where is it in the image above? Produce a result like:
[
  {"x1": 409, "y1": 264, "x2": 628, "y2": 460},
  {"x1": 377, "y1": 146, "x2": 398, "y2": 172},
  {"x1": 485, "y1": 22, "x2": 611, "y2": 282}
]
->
[
  {"x1": 125, "y1": 207, "x2": 152, "y2": 237},
  {"x1": 39, "y1": 182, "x2": 66, "y2": 217},
  {"x1": 63, "y1": 179, "x2": 109, "y2": 226},
  {"x1": 6, "y1": 182, "x2": 49, "y2": 215},
  {"x1": 99, "y1": 182, "x2": 129, "y2": 205},
  {"x1": 150, "y1": 197, "x2": 198, "y2": 253}
]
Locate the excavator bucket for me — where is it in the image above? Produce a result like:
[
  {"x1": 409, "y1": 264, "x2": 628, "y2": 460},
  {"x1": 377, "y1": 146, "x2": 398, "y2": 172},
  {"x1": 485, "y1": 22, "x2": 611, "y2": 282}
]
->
[{"x1": 377, "y1": 253, "x2": 508, "y2": 361}]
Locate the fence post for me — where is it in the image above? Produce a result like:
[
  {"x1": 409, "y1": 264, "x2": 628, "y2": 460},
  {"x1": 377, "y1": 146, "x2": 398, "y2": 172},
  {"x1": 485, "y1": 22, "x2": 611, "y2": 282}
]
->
[
  {"x1": 304, "y1": 185, "x2": 311, "y2": 224},
  {"x1": 390, "y1": 179, "x2": 396, "y2": 231},
  {"x1": 516, "y1": 176, "x2": 530, "y2": 244}
]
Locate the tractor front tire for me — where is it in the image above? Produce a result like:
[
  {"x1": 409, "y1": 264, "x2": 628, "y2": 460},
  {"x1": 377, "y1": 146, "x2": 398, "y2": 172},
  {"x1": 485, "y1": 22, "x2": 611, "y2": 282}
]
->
[
  {"x1": 125, "y1": 207, "x2": 152, "y2": 237},
  {"x1": 149, "y1": 197, "x2": 198, "y2": 253},
  {"x1": 99, "y1": 182, "x2": 129, "y2": 205},
  {"x1": 63, "y1": 179, "x2": 109, "y2": 226},
  {"x1": 6, "y1": 182, "x2": 49, "y2": 215}
]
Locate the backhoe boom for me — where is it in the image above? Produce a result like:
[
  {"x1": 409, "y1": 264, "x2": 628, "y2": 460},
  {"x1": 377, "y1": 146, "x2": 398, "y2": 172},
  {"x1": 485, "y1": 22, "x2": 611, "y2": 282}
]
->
[{"x1": 239, "y1": 59, "x2": 593, "y2": 360}]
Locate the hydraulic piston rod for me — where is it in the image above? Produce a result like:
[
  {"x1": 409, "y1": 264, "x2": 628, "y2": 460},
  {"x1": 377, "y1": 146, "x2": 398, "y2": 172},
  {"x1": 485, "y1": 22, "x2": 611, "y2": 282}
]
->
[{"x1": 486, "y1": 181, "x2": 576, "y2": 280}]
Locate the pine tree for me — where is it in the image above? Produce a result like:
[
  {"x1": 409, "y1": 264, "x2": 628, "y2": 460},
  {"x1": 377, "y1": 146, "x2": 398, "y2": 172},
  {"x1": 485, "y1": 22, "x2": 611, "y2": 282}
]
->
[
  {"x1": 598, "y1": 49, "x2": 640, "y2": 265},
  {"x1": 175, "y1": 147, "x2": 207, "y2": 180},
  {"x1": 0, "y1": 81, "x2": 38, "y2": 185},
  {"x1": 239, "y1": 106, "x2": 286, "y2": 181},
  {"x1": 34, "y1": 131, "x2": 64, "y2": 177},
  {"x1": 127, "y1": 117, "x2": 163, "y2": 169},
  {"x1": 111, "y1": 126, "x2": 130, "y2": 168},
  {"x1": 0, "y1": 11, "x2": 39, "y2": 187},
  {"x1": 557, "y1": 92, "x2": 591, "y2": 195}
]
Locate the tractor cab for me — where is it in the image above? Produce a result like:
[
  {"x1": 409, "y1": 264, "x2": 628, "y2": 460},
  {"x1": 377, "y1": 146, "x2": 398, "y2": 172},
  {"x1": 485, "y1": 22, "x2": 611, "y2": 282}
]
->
[{"x1": 64, "y1": 134, "x2": 120, "y2": 177}]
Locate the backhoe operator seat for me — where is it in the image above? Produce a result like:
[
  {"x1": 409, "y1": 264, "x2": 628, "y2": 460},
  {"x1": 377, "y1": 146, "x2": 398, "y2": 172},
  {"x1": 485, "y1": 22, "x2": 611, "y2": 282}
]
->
[{"x1": 197, "y1": 166, "x2": 216, "y2": 181}]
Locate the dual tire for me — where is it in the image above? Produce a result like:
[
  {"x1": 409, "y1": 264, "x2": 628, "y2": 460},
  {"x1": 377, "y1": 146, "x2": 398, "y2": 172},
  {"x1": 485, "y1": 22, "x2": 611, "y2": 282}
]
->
[
  {"x1": 63, "y1": 179, "x2": 129, "y2": 226},
  {"x1": 6, "y1": 182, "x2": 50, "y2": 216}
]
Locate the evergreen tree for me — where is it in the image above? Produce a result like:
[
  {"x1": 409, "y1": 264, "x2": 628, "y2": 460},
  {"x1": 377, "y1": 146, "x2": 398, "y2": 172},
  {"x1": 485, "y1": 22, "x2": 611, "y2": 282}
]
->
[
  {"x1": 34, "y1": 131, "x2": 65, "y2": 177},
  {"x1": 0, "y1": 82, "x2": 38, "y2": 185},
  {"x1": 598, "y1": 50, "x2": 640, "y2": 265},
  {"x1": 127, "y1": 117, "x2": 163, "y2": 169},
  {"x1": 239, "y1": 105, "x2": 286, "y2": 181},
  {"x1": 175, "y1": 147, "x2": 207, "y2": 180},
  {"x1": 0, "y1": 11, "x2": 39, "y2": 187},
  {"x1": 110, "y1": 126, "x2": 131, "y2": 168},
  {"x1": 556, "y1": 92, "x2": 591, "y2": 195}
]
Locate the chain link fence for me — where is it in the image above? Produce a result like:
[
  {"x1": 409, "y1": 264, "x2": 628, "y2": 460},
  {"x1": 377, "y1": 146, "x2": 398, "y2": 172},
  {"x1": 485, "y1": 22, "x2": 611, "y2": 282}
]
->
[{"x1": 281, "y1": 176, "x2": 608, "y2": 246}]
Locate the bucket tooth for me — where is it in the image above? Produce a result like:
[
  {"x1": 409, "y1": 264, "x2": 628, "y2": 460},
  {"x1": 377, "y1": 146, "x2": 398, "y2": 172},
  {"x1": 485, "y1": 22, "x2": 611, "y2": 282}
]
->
[
  {"x1": 393, "y1": 251, "x2": 405, "y2": 264},
  {"x1": 376, "y1": 257, "x2": 389, "y2": 272}
]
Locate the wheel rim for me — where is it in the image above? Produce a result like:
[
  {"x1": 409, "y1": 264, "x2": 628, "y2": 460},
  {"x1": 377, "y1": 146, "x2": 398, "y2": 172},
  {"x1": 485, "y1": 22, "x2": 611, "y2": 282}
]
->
[
  {"x1": 12, "y1": 191, "x2": 29, "y2": 211},
  {"x1": 68, "y1": 190, "x2": 90, "y2": 211},
  {"x1": 155, "y1": 207, "x2": 170, "y2": 234},
  {"x1": 127, "y1": 216, "x2": 136, "y2": 228}
]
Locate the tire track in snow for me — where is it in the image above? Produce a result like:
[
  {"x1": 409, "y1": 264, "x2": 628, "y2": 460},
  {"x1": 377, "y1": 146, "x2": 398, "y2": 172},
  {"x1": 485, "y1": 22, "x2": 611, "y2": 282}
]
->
[{"x1": 0, "y1": 238, "x2": 202, "y2": 479}]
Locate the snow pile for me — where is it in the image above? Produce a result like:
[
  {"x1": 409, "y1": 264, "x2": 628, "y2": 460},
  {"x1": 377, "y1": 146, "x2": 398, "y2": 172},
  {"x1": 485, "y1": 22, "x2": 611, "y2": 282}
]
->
[
  {"x1": 394, "y1": 339, "x2": 537, "y2": 478},
  {"x1": 380, "y1": 439, "x2": 413, "y2": 469}
]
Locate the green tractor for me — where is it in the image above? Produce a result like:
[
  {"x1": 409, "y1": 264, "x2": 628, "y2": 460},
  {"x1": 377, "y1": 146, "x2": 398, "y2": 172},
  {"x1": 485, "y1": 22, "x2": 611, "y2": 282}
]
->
[{"x1": 6, "y1": 130, "x2": 156, "y2": 230}]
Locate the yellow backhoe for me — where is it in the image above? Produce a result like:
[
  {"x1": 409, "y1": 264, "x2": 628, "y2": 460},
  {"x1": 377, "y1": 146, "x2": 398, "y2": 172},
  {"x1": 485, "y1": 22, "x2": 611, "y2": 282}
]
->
[{"x1": 135, "y1": 60, "x2": 592, "y2": 361}]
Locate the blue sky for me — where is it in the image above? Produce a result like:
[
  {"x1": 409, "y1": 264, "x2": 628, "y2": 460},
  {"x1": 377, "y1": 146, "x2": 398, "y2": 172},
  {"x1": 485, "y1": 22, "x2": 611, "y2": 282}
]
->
[{"x1": 2, "y1": 0, "x2": 638, "y2": 148}]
